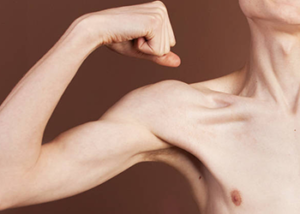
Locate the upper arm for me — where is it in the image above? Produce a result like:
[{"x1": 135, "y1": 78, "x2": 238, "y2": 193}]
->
[{"x1": 1, "y1": 81, "x2": 176, "y2": 210}]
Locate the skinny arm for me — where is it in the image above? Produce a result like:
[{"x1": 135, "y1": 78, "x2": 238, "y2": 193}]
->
[{"x1": 0, "y1": 17, "x2": 100, "y2": 169}]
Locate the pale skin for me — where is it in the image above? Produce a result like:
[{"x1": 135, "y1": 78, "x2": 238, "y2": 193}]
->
[{"x1": 1, "y1": 0, "x2": 300, "y2": 213}]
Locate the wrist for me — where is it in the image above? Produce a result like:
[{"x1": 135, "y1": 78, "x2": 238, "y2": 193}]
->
[{"x1": 70, "y1": 14, "x2": 106, "y2": 50}]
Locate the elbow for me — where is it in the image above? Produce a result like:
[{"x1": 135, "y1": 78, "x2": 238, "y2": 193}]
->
[
  {"x1": 0, "y1": 200, "x2": 9, "y2": 212},
  {"x1": 0, "y1": 192, "x2": 14, "y2": 211},
  {"x1": 0, "y1": 204, "x2": 5, "y2": 212}
]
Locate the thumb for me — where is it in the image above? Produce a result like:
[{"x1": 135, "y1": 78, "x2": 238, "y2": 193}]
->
[
  {"x1": 136, "y1": 37, "x2": 181, "y2": 67},
  {"x1": 136, "y1": 50, "x2": 181, "y2": 67},
  {"x1": 150, "y1": 51, "x2": 181, "y2": 67}
]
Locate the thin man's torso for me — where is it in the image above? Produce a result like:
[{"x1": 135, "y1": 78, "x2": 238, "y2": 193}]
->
[{"x1": 143, "y1": 69, "x2": 300, "y2": 214}]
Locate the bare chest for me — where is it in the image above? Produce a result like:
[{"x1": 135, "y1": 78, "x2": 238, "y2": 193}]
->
[
  {"x1": 175, "y1": 113, "x2": 300, "y2": 214},
  {"x1": 146, "y1": 84, "x2": 300, "y2": 213}
]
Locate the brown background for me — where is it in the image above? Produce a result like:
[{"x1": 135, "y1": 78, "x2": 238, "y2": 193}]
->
[{"x1": 0, "y1": 0, "x2": 249, "y2": 213}]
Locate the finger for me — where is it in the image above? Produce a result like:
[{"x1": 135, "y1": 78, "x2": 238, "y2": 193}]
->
[
  {"x1": 137, "y1": 37, "x2": 156, "y2": 55},
  {"x1": 134, "y1": 39, "x2": 181, "y2": 67},
  {"x1": 138, "y1": 30, "x2": 164, "y2": 57},
  {"x1": 166, "y1": 14, "x2": 176, "y2": 47},
  {"x1": 160, "y1": 19, "x2": 166, "y2": 55},
  {"x1": 164, "y1": 16, "x2": 170, "y2": 54}
]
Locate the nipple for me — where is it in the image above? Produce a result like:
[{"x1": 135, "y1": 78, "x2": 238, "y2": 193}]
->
[{"x1": 231, "y1": 189, "x2": 242, "y2": 206}]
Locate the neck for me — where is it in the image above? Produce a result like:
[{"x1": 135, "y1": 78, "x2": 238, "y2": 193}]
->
[{"x1": 239, "y1": 18, "x2": 300, "y2": 113}]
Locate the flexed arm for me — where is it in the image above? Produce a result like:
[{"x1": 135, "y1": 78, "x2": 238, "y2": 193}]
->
[
  {"x1": 0, "y1": 1, "x2": 180, "y2": 171},
  {"x1": 0, "y1": 1, "x2": 180, "y2": 210},
  {"x1": 3, "y1": 98, "x2": 172, "y2": 209},
  {"x1": 0, "y1": 17, "x2": 98, "y2": 170}
]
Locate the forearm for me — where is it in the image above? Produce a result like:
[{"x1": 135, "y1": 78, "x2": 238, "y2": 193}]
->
[{"x1": 0, "y1": 16, "x2": 102, "y2": 166}]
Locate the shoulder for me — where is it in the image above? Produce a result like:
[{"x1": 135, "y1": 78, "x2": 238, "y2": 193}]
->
[
  {"x1": 102, "y1": 77, "x2": 242, "y2": 123},
  {"x1": 104, "y1": 79, "x2": 194, "y2": 114},
  {"x1": 127, "y1": 79, "x2": 220, "y2": 105},
  {"x1": 101, "y1": 79, "x2": 198, "y2": 127},
  {"x1": 106, "y1": 75, "x2": 247, "y2": 161},
  {"x1": 129, "y1": 79, "x2": 192, "y2": 98}
]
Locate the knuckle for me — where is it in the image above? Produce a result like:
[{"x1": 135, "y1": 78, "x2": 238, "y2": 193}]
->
[
  {"x1": 154, "y1": 8, "x2": 165, "y2": 20},
  {"x1": 153, "y1": 0, "x2": 167, "y2": 10},
  {"x1": 149, "y1": 13, "x2": 163, "y2": 25},
  {"x1": 156, "y1": 5, "x2": 167, "y2": 16},
  {"x1": 152, "y1": 1, "x2": 167, "y2": 13}
]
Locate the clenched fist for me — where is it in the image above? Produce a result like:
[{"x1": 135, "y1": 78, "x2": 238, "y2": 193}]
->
[{"x1": 78, "y1": 1, "x2": 181, "y2": 67}]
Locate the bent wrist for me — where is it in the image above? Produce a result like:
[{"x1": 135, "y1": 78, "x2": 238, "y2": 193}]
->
[{"x1": 69, "y1": 14, "x2": 106, "y2": 51}]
